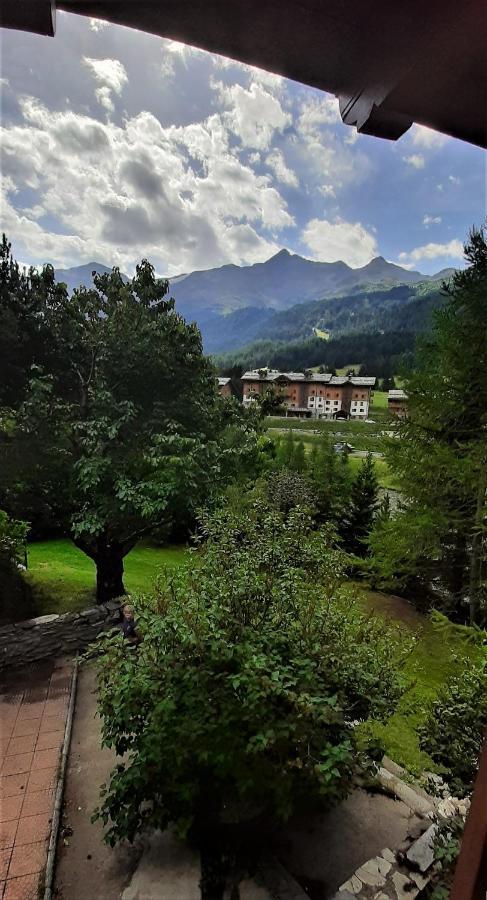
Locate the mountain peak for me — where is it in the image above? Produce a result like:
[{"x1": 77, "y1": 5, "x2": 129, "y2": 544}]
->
[{"x1": 267, "y1": 248, "x2": 292, "y2": 263}]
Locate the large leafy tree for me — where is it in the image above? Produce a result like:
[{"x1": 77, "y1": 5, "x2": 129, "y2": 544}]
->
[
  {"x1": 1, "y1": 241, "x2": 257, "y2": 601},
  {"x1": 370, "y1": 225, "x2": 487, "y2": 622},
  {"x1": 0, "y1": 235, "x2": 62, "y2": 409},
  {"x1": 92, "y1": 502, "x2": 407, "y2": 897}
]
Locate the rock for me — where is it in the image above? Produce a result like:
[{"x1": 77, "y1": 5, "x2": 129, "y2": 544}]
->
[
  {"x1": 355, "y1": 856, "x2": 391, "y2": 887},
  {"x1": 332, "y1": 893, "x2": 356, "y2": 900},
  {"x1": 391, "y1": 871, "x2": 419, "y2": 899},
  {"x1": 121, "y1": 830, "x2": 200, "y2": 900},
  {"x1": 380, "y1": 847, "x2": 396, "y2": 863},
  {"x1": 339, "y1": 873, "x2": 362, "y2": 894},
  {"x1": 457, "y1": 798, "x2": 470, "y2": 816},
  {"x1": 382, "y1": 756, "x2": 407, "y2": 778},
  {"x1": 407, "y1": 820, "x2": 430, "y2": 841},
  {"x1": 406, "y1": 824, "x2": 438, "y2": 872},
  {"x1": 437, "y1": 797, "x2": 457, "y2": 818},
  {"x1": 378, "y1": 768, "x2": 435, "y2": 817},
  {"x1": 409, "y1": 870, "x2": 430, "y2": 890}
]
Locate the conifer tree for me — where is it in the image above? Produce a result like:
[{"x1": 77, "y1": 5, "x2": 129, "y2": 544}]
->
[
  {"x1": 372, "y1": 225, "x2": 487, "y2": 622},
  {"x1": 290, "y1": 440, "x2": 306, "y2": 473},
  {"x1": 342, "y1": 453, "x2": 379, "y2": 555}
]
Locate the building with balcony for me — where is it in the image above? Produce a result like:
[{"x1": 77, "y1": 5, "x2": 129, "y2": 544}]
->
[
  {"x1": 241, "y1": 370, "x2": 376, "y2": 419},
  {"x1": 217, "y1": 377, "x2": 232, "y2": 398},
  {"x1": 388, "y1": 389, "x2": 408, "y2": 418}
]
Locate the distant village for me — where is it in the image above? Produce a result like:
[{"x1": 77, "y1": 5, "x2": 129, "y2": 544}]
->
[{"x1": 218, "y1": 369, "x2": 408, "y2": 420}]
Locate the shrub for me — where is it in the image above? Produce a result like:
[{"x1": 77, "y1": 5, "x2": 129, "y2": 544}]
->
[
  {"x1": 0, "y1": 510, "x2": 32, "y2": 624},
  {"x1": 92, "y1": 502, "x2": 408, "y2": 893},
  {"x1": 418, "y1": 661, "x2": 487, "y2": 795}
]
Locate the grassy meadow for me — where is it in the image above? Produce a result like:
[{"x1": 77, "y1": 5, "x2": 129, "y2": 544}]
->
[
  {"x1": 24, "y1": 536, "x2": 474, "y2": 775},
  {"x1": 26, "y1": 539, "x2": 187, "y2": 616}
]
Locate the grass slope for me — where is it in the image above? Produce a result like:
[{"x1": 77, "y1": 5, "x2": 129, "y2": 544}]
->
[
  {"x1": 26, "y1": 539, "x2": 186, "y2": 616},
  {"x1": 25, "y1": 538, "x2": 474, "y2": 776},
  {"x1": 357, "y1": 587, "x2": 480, "y2": 774}
]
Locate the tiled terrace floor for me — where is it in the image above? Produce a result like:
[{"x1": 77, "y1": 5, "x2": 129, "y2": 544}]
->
[{"x1": 0, "y1": 660, "x2": 72, "y2": 899}]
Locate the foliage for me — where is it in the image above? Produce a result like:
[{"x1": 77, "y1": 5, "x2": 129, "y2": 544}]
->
[
  {"x1": 355, "y1": 589, "x2": 481, "y2": 774},
  {"x1": 341, "y1": 453, "x2": 379, "y2": 556},
  {"x1": 0, "y1": 509, "x2": 28, "y2": 565},
  {"x1": 24, "y1": 539, "x2": 186, "y2": 617},
  {"x1": 209, "y1": 280, "x2": 445, "y2": 357},
  {"x1": 0, "y1": 509, "x2": 32, "y2": 623},
  {"x1": 308, "y1": 434, "x2": 351, "y2": 526},
  {"x1": 371, "y1": 225, "x2": 487, "y2": 622},
  {"x1": 418, "y1": 658, "x2": 487, "y2": 794},
  {"x1": 216, "y1": 330, "x2": 415, "y2": 381},
  {"x1": 92, "y1": 503, "x2": 407, "y2": 862},
  {"x1": 425, "y1": 815, "x2": 465, "y2": 900},
  {"x1": 0, "y1": 239, "x2": 260, "y2": 601},
  {"x1": 265, "y1": 470, "x2": 315, "y2": 515}
]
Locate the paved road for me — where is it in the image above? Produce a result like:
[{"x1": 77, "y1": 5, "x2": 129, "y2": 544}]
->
[{"x1": 0, "y1": 658, "x2": 72, "y2": 899}]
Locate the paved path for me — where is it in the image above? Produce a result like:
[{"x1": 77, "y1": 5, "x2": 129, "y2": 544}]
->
[{"x1": 0, "y1": 659, "x2": 72, "y2": 900}]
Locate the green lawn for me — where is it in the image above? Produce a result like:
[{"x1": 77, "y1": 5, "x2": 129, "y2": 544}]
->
[
  {"x1": 357, "y1": 587, "x2": 480, "y2": 774},
  {"x1": 26, "y1": 539, "x2": 187, "y2": 616},
  {"x1": 347, "y1": 455, "x2": 401, "y2": 491},
  {"x1": 370, "y1": 390, "x2": 388, "y2": 409},
  {"x1": 24, "y1": 537, "x2": 472, "y2": 777}
]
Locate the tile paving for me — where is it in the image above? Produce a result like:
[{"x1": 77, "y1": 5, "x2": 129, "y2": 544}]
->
[{"x1": 0, "y1": 661, "x2": 72, "y2": 899}]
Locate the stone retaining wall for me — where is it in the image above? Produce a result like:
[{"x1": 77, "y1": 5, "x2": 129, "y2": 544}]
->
[{"x1": 0, "y1": 601, "x2": 121, "y2": 671}]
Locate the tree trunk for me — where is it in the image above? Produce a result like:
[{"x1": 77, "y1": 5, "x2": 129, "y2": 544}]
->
[{"x1": 94, "y1": 542, "x2": 126, "y2": 604}]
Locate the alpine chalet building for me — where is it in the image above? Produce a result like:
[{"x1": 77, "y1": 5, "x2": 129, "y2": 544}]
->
[{"x1": 241, "y1": 370, "x2": 376, "y2": 420}]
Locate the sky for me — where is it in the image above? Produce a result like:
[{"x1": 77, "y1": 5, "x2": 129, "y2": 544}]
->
[{"x1": 1, "y1": 12, "x2": 485, "y2": 277}]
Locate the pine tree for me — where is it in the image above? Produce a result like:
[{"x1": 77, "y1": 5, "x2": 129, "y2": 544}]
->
[
  {"x1": 290, "y1": 440, "x2": 306, "y2": 473},
  {"x1": 342, "y1": 453, "x2": 379, "y2": 555},
  {"x1": 276, "y1": 429, "x2": 295, "y2": 469},
  {"x1": 309, "y1": 435, "x2": 350, "y2": 524},
  {"x1": 374, "y1": 225, "x2": 487, "y2": 622}
]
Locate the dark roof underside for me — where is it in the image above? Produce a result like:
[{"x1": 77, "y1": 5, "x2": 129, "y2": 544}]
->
[{"x1": 2, "y1": 0, "x2": 486, "y2": 147}]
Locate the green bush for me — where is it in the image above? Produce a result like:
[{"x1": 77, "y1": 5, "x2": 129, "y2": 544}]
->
[
  {"x1": 92, "y1": 502, "x2": 408, "y2": 879},
  {"x1": 0, "y1": 509, "x2": 33, "y2": 623},
  {"x1": 418, "y1": 661, "x2": 487, "y2": 794}
]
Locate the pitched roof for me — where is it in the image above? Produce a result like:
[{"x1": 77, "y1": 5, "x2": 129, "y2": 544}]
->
[
  {"x1": 241, "y1": 369, "x2": 376, "y2": 387},
  {"x1": 388, "y1": 389, "x2": 408, "y2": 399}
]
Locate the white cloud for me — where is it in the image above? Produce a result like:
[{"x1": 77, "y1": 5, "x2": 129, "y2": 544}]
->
[
  {"x1": 297, "y1": 95, "x2": 341, "y2": 137},
  {"x1": 290, "y1": 93, "x2": 373, "y2": 195},
  {"x1": 319, "y1": 184, "x2": 336, "y2": 198},
  {"x1": 215, "y1": 80, "x2": 291, "y2": 149},
  {"x1": 160, "y1": 56, "x2": 176, "y2": 79},
  {"x1": 410, "y1": 124, "x2": 447, "y2": 150},
  {"x1": 402, "y1": 154, "x2": 425, "y2": 169},
  {"x1": 398, "y1": 239, "x2": 463, "y2": 266},
  {"x1": 422, "y1": 215, "x2": 442, "y2": 226},
  {"x1": 1, "y1": 98, "x2": 293, "y2": 275},
  {"x1": 89, "y1": 18, "x2": 109, "y2": 32},
  {"x1": 265, "y1": 149, "x2": 298, "y2": 187},
  {"x1": 83, "y1": 57, "x2": 128, "y2": 113},
  {"x1": 301, "y1": 218, "x2": 378, "y2": 268},
  {"x1": 344, "y1": 129, "x2": 359, "y2": 145}
]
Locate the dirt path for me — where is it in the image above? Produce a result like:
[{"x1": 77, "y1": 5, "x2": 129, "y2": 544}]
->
[
  {"x1": 54, "y1": 665, "x2": 143, "y2": 900},
  {"x1": 358, "y1": 586, "x2": 425, "y2": 629}
]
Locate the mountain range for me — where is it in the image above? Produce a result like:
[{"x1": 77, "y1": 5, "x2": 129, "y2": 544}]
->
[{"x1": 54, "y1": 251, "x2": 454, "y2": 354}]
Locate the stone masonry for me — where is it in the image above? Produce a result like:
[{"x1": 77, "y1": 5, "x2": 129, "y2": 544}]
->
[{"x1": 0, "y1": 601, "x2": 121, "y2": 672}]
